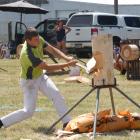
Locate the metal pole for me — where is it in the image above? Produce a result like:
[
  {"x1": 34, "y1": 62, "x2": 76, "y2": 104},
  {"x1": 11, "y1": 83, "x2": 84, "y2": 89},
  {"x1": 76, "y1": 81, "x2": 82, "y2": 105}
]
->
[
  {"x1": 114, "y1": 86, "x2": 140, "y2": 109},
  {"x1": 109, "y1": 88, "x2": 116, "y2": 115},
  {"x1": 20, "y1": 12, "x2": 22, "y2": 29},
  {"x1": 46, "y1": 87, "x2": 96, "y2": 133},
  {"x1": 93, "y1": 88, "x2": 100, "y2": 139},
  {"x1": 114, "y1": 0, "x2": 118, "y2": 14}
]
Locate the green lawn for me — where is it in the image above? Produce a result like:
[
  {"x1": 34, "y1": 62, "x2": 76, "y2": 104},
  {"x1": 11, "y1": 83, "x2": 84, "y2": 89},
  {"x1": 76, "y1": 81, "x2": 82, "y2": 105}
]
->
[{"x1": 0, "y1": 58, "x2": 140, "y2": 140}]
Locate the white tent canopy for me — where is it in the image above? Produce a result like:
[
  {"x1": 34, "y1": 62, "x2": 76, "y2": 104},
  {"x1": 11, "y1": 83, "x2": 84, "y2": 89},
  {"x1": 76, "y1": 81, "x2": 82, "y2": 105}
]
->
[{"x1": 64, "y1": 0, "x2": 140, "y2": 5}]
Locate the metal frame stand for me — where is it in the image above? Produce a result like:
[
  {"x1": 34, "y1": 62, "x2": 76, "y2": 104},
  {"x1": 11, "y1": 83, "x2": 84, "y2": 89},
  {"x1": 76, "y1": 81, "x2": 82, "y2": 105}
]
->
[
  {"x1": 92, "y1": 85, "x2": 116, "y2": 139},
  {"x1": 46, "y1": 79, "x2": 140, "y2": 139}
]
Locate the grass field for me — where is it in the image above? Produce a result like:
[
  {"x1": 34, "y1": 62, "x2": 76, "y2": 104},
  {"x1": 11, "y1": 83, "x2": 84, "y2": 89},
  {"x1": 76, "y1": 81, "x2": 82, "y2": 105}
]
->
[{"x1": 0, "y1": 58, "x2": 140, "y2": 140}]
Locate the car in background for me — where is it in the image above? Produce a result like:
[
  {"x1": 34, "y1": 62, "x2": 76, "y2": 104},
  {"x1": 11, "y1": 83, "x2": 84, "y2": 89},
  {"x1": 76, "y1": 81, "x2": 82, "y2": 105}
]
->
[
  {"x1": 10, "y1": 18, "x2": 67, "y2": 54},
  {"x1": 66, "y1": 12, "x2": 140, "y2": 57},
  {"x1": 35, "y1": 18, "x2": 67, "y2": 45}
]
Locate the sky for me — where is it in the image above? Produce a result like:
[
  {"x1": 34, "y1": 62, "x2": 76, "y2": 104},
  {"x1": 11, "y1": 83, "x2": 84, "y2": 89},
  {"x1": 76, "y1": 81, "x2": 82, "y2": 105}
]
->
[{"x1": 64, "y1": 0, "x2": 140, "y2": 5}]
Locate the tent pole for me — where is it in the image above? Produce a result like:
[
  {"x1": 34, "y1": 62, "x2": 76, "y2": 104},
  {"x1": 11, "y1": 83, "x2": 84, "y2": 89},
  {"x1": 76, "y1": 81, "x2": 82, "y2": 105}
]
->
[
  {"x1": 114, "y1": 0, "x2": 118, "y2": 14},
  {"x1": 20, "y1": 12, "x2": 22, "y2": 29}
]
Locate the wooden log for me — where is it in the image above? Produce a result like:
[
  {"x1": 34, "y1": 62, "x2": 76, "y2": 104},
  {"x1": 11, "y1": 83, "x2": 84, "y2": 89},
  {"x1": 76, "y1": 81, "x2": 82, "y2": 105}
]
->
[
  {"x1": 91, "y1": 34, "x2": 115, "y2": 86},
  {"x1": 120, "y1": 44, "x2": 139, "y2": 61}
]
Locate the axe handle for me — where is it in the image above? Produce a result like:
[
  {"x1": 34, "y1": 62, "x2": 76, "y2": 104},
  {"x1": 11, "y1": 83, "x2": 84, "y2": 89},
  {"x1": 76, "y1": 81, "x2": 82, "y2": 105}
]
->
[{"x1": 76, "y1": 63, "x2": 87, "y2": 71}]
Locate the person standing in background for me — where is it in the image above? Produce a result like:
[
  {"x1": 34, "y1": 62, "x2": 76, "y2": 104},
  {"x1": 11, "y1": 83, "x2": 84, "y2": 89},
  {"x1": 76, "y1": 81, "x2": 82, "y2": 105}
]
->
[{"x1": 55, "y1": 20, "x2": 71, "y2": 54}]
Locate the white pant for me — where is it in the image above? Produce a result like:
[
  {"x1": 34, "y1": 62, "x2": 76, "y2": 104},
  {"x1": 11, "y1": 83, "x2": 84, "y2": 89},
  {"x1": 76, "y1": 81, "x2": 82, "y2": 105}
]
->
[{"x1": 1, "y1": 74, "x2": 71, "y2": 127}]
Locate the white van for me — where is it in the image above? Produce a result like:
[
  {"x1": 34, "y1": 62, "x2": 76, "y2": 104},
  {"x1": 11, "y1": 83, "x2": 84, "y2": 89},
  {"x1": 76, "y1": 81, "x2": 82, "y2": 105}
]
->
[{"x1": 66, "y1": 12, "x2": 140, "y2": 57}]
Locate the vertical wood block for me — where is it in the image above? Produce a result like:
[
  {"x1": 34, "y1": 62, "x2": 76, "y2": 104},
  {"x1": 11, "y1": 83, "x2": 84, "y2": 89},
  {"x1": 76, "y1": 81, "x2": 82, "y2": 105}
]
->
[{"x1": 92, "y1": 34, "x2": 115, "y2": 86}]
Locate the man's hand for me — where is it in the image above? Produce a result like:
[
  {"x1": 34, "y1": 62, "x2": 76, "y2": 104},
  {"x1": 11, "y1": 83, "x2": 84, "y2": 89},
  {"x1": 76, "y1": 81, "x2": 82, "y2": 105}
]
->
[
  {"x1": 65, "y1": 56, "x2": 74, "y2": 62},
  {"x1": 67, "y1": 59, "x2": 78, "y2": 67}
]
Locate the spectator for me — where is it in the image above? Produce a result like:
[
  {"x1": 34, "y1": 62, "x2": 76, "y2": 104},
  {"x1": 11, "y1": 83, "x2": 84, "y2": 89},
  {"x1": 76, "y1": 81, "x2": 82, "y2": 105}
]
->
[
  {"x1": 55, "y1": 20, "x2": 71, "y2": 54},
  {"x1": 113, "y1": 41, "x2": 127, "y2": 75}
]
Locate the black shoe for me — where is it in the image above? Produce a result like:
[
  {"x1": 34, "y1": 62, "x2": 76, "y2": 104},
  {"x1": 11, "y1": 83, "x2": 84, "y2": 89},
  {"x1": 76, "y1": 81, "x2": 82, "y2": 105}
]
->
[{"x1": 63, "y1": 122, "x2": 69, "y2": 130}]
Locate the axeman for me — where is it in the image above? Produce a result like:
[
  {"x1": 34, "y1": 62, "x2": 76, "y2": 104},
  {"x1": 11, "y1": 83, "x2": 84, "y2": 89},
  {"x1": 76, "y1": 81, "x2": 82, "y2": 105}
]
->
[{"x1": 0, "y1": 27, "x2": 77, "y2": 129}]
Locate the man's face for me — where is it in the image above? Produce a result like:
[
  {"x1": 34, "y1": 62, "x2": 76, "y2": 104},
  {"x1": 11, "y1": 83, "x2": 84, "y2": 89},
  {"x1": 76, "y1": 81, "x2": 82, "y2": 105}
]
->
[{"x1": 27, "y1": 35, "x2": 40, "y2": 47}]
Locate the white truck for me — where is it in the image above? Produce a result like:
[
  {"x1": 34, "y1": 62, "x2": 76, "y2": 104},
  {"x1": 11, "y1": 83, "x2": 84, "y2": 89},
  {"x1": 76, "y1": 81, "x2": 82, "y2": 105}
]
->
[{"x1": 66, "y1": 12, "x2": 140, "y2": 57}]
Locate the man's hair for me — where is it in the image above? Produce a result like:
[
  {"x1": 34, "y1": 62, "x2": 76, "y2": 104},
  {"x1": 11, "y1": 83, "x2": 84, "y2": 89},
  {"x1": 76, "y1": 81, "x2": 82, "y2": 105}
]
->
[{"x1": 24, "y1": 27, "x2": 39, "y2": 40}]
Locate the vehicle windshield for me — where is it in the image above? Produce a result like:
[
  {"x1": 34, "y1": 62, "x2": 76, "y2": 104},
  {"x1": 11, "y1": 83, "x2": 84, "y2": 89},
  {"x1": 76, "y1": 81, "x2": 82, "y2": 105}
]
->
[{"x1": 67, "y1": 15, "x2": 93, "y2": 27}]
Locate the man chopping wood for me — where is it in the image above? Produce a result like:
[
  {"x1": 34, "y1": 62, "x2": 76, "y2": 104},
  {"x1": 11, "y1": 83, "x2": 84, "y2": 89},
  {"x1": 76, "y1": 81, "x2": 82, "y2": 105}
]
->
[{"x1": 0, "y1": 27, "x2": 77, "y2": 129}]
